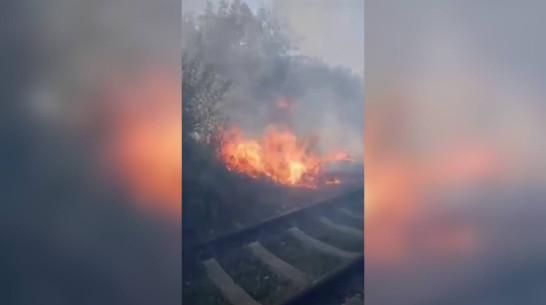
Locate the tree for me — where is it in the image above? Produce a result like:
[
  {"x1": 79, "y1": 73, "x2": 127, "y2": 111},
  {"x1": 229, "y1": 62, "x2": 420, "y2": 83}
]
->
[{"x1": 182, "y1": 54, "x2": 230, "y2": 146}]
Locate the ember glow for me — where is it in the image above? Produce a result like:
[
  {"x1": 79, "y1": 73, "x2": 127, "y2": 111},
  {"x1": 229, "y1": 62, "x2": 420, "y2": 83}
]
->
[{"x1": 219, "y1": 125, "x2": 350, "y2": 188}]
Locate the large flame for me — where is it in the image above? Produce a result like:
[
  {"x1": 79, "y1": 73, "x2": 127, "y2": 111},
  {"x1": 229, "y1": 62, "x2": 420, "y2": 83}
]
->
[{"x1": 219, "y1": 125, "x2": 351, "y2": 188}]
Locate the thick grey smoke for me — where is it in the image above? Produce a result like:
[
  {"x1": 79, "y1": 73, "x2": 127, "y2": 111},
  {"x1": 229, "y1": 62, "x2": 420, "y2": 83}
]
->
[
  {"x1": 182, "y1": 0, "x2": 364, "y2": 158},
  {"x1": 268, "y1": 0, "x2": 364, "y2": 76},
  {"x1": 183, "y1": 0, "x2": 364, "y2": 75}
]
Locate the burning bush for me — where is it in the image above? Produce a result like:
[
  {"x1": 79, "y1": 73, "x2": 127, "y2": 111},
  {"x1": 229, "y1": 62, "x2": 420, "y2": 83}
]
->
[
  {"x1": 182, "y1": 1, "x2": 363, "y2": 239},
  {"x1": 219, "y1": 125, "x2": 350, "y2": 188}
]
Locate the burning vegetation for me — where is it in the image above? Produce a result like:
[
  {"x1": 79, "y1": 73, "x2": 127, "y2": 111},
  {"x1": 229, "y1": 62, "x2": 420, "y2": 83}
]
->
[
  {"x1": 219, "y1": 125, "x2": 351, "y2": 188},
  {"x1": 180, "y1": 1, "x2": 363, "y2": 242}
]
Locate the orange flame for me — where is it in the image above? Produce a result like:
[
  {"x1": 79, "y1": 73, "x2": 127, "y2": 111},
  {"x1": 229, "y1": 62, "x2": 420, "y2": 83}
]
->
[{"x1": 219, "y1": 125, "x2": 349, "y2": 188}]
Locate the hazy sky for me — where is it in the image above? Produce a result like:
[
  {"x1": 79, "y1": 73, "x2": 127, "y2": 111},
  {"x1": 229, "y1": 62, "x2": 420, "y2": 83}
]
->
[{"x1": 182, "y1": 0, "x2": 364, "y2": 75}]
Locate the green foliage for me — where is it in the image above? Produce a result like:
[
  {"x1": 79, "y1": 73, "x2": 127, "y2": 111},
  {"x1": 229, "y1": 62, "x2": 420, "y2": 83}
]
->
[
  {"x1": 182, "y1": 0, "x2": 297, "y2": 147},
  {"x1": 182, "y1": 54, "x2": 230, "y2": 145},
  {"x1": 181, "y1": 1, "x2": 364, "y2": 240}
]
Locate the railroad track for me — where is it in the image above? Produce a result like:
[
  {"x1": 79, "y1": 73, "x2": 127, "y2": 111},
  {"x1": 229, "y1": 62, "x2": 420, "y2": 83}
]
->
[{"x1": 183, "y1": 187, "x2": 364, "y2": 305}]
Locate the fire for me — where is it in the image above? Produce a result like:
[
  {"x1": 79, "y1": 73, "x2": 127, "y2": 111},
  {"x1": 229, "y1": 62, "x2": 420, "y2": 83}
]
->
[{"x1": 219, "y1": 125, "x2": 349, "y2": 188}]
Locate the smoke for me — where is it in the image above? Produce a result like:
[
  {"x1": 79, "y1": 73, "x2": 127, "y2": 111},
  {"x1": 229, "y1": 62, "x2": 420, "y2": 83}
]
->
[
  {"x1": 267, "y1": 0, "x2": 364, "y2": 75},
  {"x1": 182, "y1": 0, "x2": 364, "y2": 159}
]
